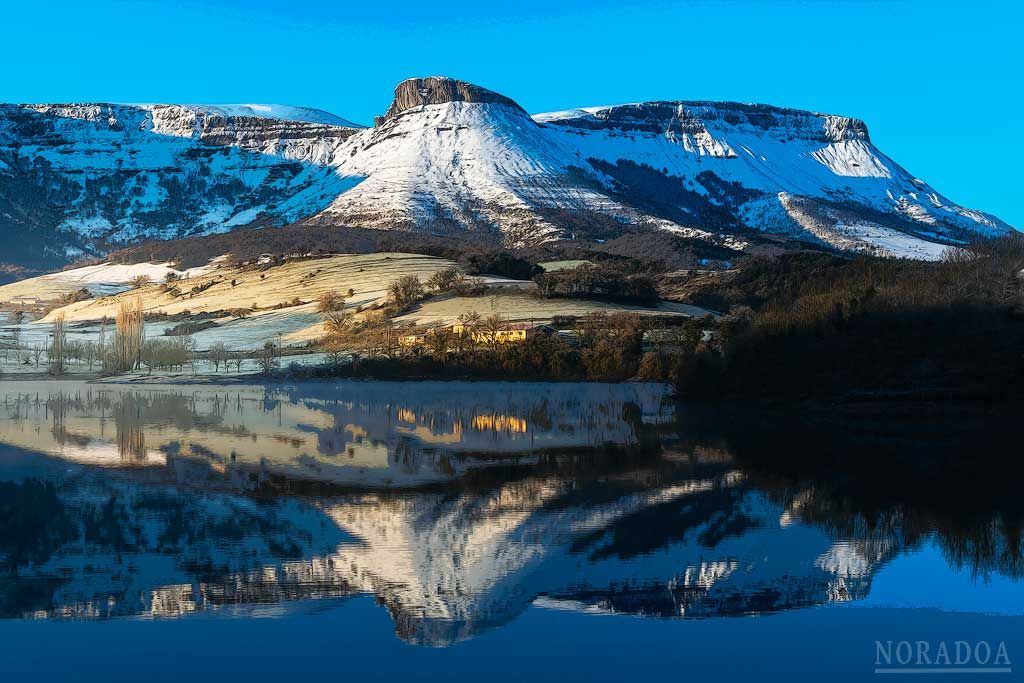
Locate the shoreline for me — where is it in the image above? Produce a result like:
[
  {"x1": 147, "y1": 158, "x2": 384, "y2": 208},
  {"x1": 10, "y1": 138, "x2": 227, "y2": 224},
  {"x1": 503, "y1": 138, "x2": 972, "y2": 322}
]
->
[
  {"x1": 0, "y1": 371, "x2": 667, "y2": 387},
  {"x1": 2, "y1": 372, "x2": 1018, "y2": 415}
]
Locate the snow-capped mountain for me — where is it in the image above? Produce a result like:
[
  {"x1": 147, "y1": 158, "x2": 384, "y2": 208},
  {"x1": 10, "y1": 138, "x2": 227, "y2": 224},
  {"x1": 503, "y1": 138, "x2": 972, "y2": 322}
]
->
[
  {"x1": 317, "y1": 77, "x2": 1010, "y2": 256},
  {"x1": 0, "y1": 76, "x2": 1013, "y2": 271},
  {"x1": 0, "y1": 102, "x2": 361, "y2": 270}
]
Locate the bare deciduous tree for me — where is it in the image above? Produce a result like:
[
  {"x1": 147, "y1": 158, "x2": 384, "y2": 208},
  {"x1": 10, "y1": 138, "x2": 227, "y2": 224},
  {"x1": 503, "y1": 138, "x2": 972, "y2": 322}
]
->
[
  {"x1": 317, "y1": 291, "x2": 346, "y2": 313},
  {"x1": 425, "y1": 327, "x2": 453, "y2": 356},
  {"x1": 256, "y1": 341, "x2": 279, "y2": 374},
  {"x1": 208, "y1": 342, "x2": 230, "y2": 372},
  {"x1": 48, "y1": 313, "x2": 67, "y2": 375},
  {"x1": 111, "y1": 297, "x2": 145, "y2": 373},
  {"x1": 139, "y1": 338, "x2": 190, "y2": 375},
  {"x1": 426, "y1": 267, "x2": 464, "y2": 292},
  {"x1": 129, "y1": 274, "x2": 152, "y2": 289},
  {"x1": 388, "y1": 275, "x2": 424, "y2": 309}
]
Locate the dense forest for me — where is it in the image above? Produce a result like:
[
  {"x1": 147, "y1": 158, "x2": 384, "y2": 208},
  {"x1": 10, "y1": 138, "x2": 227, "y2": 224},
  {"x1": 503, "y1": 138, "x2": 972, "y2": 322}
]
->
[{"x1": 674, "y1": 236, "x2": 1024, "y2": 401}]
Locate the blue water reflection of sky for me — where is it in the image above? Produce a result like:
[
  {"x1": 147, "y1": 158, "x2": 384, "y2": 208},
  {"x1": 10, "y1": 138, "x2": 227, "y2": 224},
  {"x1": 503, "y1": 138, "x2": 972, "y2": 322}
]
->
[
  {"x1": 855, "y1": 541, "x2": 1024, "y2": 616},
  {"x1": 1, "y1": 537, "x2": 1020, "y2": 682}
]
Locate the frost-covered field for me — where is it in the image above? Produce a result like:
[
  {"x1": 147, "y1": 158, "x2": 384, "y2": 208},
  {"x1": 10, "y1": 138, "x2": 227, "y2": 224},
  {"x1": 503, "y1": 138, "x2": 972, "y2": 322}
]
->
[
  {"x1": 395, "y1": 295, "x2": 709, "y2": 327},
  {"x1": 0, "y1": 254, "x2": 457, "y2": 352},
  {"x1": 0, "y1": 253, "x2": 704, "y2": 376},
  {"x1": 0, "y1": 259, "x2": 221, "y2": 307}
]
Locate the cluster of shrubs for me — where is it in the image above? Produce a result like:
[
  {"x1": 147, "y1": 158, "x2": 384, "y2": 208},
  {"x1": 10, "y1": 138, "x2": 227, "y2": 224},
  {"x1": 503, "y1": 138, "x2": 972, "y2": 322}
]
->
[
  {"x1": 309, "y1": 309, "x2": 696, "y2": 382},
  {"x1": 533, "y1": 264, "x2": 659, "y2": 304},
  {"x1": 138, "y1": 338, "x2": 192, "y2": 374},
  {"x1": 458, "y1": 252, "x2": 542, "y2": 280},
  {"x1": 163, "y1": 320, "x2": 217, "y2": 336},
  {"x1": 59, "y1": 288, "x2": 92, "y2": 305}
]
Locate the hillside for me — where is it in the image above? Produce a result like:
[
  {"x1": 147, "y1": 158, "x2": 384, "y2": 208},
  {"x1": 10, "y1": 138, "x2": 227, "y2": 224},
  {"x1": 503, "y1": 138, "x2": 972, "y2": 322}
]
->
[
  {"x1": 0, "y1": 76, "x2": 1013, "y2": 275},
  {"x1": 0, "y1": 254, "x2": 703, "y2": 370}
]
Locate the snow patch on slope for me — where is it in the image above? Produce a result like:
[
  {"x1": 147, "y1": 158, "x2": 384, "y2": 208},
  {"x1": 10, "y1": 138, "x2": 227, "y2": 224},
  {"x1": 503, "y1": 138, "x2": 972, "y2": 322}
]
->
[
  {"x1": 317, "y1": 101, "x2": 627, "y2": 243},
  {"x1": 42, "y1": 259, "x2": 219, "y2": 288},
  {"x1": 831, "y1": 222, "x2": 951, "y2": 260},
  {"x1": 180, "y1": 104, "x2": 364, "y2": 128}
]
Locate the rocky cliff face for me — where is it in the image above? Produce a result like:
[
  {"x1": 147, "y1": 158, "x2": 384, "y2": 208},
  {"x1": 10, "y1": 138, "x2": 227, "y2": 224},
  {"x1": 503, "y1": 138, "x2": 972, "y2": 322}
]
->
[
  {"x1": 375, "y1": 76, "x2": 527, "y2": 124},
  {"x1": 0, "y1": 76, "x2": 1014, "y2": 272},
  {"x1": 539, "y1": 100, "x2": 870, "y2": 143},
  {"x1": 149, "y1": 105, "x2": 359, "y2": 163}
]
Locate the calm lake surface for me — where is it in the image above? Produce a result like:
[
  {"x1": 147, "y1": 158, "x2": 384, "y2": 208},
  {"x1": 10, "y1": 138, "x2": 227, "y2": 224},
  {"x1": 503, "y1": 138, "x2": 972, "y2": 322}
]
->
[{"x1": 0, "y1": 380, "x2": 1020, "y2": 681}]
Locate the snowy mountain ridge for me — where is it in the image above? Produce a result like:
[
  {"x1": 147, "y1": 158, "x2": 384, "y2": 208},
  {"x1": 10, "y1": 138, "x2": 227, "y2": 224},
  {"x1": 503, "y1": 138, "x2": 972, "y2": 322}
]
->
[{"x1": 0, "y1": 76, "x2": 1013, "y2": 272}]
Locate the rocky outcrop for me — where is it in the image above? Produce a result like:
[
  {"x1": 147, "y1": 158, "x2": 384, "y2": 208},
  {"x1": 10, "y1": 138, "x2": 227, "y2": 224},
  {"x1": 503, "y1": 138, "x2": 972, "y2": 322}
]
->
[
  {"x1": 541, "y1": 100, "x2": 870, "y2": 143},
  {"x1": 375, "y1": 76, "x2": 528, "y2": 125},
  {"x1": 148, "y1": 105, "x2": 360, "y2": 164}
]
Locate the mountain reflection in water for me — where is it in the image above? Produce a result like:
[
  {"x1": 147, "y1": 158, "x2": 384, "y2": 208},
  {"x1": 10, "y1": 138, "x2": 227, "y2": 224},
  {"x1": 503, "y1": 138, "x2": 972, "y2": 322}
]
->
[{"x1": 0, "y1": 381, "x2": 1020, "y2": 646}]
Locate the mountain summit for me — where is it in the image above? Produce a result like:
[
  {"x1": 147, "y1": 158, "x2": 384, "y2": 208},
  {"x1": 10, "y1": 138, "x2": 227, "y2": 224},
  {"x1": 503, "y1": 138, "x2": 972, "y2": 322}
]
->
[
  {"x1": 0, "y1": 76, "x2": 1013, "y2": 271},
  {"x1": 375, "y1": 76, "x2": 528, "y2": 124}
]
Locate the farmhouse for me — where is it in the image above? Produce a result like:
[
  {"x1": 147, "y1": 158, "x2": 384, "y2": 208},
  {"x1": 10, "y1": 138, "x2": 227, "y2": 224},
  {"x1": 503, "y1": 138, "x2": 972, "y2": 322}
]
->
[{"x1": 399, "y1": 322, "x2": 553, "y2": 349}]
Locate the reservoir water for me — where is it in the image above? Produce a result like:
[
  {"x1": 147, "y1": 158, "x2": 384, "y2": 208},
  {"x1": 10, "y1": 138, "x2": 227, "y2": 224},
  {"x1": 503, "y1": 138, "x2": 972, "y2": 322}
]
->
[{"x1": 0, "y1": 380, "x2": 1019, "y2": 680}]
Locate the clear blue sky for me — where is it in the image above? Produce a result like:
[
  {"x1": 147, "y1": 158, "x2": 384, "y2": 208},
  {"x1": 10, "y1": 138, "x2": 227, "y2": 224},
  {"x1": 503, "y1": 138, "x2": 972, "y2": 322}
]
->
[{"x1": 4, "y1": 0, "x2": 1020, "y2": 227}]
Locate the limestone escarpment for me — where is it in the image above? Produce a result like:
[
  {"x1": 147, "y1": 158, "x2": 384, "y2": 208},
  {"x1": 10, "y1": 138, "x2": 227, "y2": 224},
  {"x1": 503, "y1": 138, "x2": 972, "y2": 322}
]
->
[
  {"x1": 541, "y1": 100, "x2": 870, "y2": 143},
  {"x1": 375, "y1": 76, "x2": 528, "y2": 125}
]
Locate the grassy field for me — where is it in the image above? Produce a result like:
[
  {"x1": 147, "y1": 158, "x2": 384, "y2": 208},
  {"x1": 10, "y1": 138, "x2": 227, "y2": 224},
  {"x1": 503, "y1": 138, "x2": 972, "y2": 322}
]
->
[
  {"x1": 0, "y1": 260, "x2": 218, "y2": 310},
  {"x1": 0, "y1": 253, "x2": 711, "y2": 367},
  {"x1": 34, "y1": 253, "x2": 454, "y2": 322},
  {"x1": 396, "y1": 293, "x2": 710, "y2": 327}
]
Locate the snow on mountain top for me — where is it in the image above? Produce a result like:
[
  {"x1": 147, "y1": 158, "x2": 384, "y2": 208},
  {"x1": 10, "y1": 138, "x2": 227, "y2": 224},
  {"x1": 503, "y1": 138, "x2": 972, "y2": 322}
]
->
[
  {"x1": 533, "y1": 105, "x2": 624, "y2": 122},
  {"x1": 312, "y1": 78, "x2": 1011, "y2": 255},
  {"x1": 0, "y1": 76, "x2": 1013, "y2": 270},
  {"x1": 534, "y1": 100, "x2": 862, "y2": 123},
  {"x1": 178, "y1": 104, "x2": 365, "y2": 128},
  {"x1": 11, "y1": 102, "x2": 364, "y2": 128}
]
